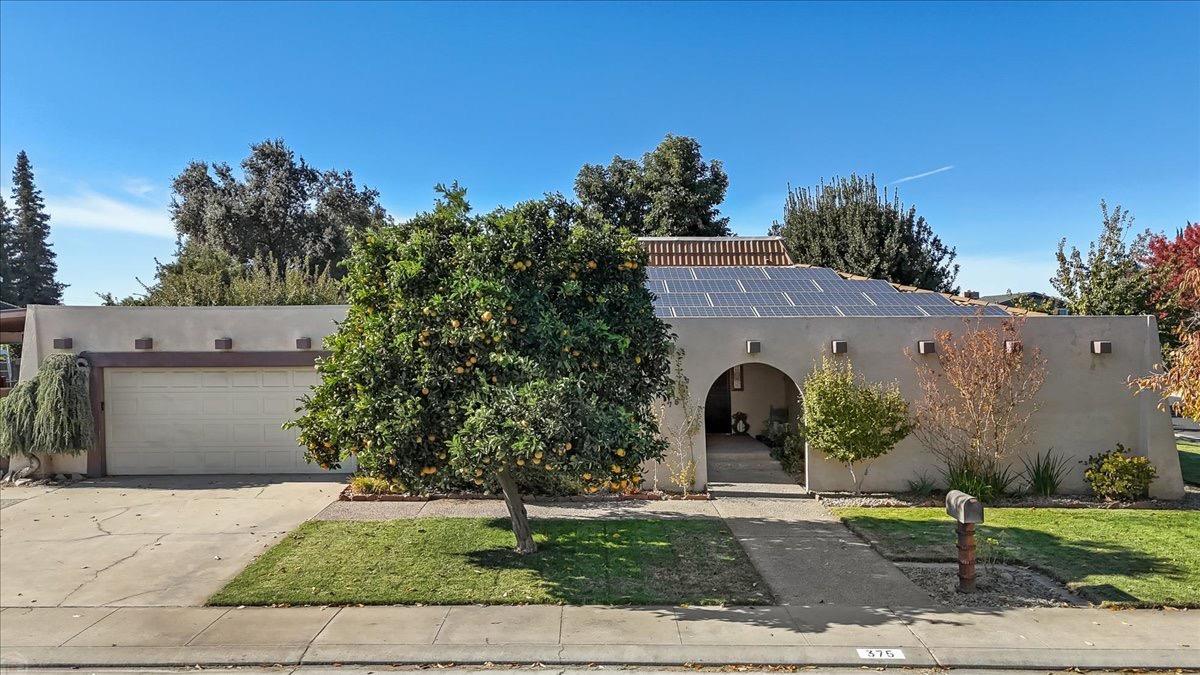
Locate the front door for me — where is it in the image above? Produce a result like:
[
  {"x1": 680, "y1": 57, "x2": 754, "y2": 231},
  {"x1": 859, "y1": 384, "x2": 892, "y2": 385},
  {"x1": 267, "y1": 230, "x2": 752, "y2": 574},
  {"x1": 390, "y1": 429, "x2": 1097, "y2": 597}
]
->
[{"x1": 705, "y1": 370, "x2": 732, "y2": 434}]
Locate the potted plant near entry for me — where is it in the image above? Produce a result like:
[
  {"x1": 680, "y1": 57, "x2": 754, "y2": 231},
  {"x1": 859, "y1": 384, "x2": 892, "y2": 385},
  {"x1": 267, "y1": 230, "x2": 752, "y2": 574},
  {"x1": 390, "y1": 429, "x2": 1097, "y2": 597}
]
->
[{"x1": 731, "y1": 411, "x2": 750, "y2": 435}]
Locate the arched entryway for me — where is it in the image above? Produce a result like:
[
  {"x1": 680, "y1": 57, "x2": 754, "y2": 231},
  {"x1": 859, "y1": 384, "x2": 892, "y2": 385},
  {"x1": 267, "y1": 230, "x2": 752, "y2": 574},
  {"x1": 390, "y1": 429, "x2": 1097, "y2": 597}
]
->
[{"x1": 703, "y1": 363, "x2": 806, "y2": 496}]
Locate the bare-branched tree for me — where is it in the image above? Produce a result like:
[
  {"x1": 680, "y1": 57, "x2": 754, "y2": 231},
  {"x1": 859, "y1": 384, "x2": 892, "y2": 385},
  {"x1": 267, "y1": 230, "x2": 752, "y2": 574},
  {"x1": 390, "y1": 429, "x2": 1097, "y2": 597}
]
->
[{"x1": 910, "y1": 316, "x2": 1047, "y2": 475}]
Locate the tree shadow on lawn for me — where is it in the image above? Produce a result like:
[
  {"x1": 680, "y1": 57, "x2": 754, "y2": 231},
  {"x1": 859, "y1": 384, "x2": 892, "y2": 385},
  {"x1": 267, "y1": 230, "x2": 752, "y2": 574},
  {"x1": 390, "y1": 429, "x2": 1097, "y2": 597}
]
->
[
  {"x1": 466, "y1": 517, "x2": 1013, "y2": 637},
  {"x1": 841, "y1": 515, "x2": 1182, "y2": 605},
  {"x1": 466, "y1": 516, "x2": 773, "y2": 606}
]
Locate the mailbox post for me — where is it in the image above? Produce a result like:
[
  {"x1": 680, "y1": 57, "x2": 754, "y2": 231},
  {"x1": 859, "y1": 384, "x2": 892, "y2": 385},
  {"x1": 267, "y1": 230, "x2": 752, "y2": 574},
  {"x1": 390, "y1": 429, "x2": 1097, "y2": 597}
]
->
[{"x1": 945, "y1": 490, "x2": 984, "y2": 592}]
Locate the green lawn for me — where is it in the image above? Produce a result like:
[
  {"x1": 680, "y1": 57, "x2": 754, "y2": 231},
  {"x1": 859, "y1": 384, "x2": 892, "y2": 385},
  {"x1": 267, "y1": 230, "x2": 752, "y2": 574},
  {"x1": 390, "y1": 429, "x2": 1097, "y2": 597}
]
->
[
  {"x1": 834, "y1": 507, "x2": 1200, "y2": 607},
  {"x1": 210, "y1": 517, "x2": 770, "y2": 606},
  {"x1": 1180, "y1": 440, "x2": 1200, "y2": 486}
]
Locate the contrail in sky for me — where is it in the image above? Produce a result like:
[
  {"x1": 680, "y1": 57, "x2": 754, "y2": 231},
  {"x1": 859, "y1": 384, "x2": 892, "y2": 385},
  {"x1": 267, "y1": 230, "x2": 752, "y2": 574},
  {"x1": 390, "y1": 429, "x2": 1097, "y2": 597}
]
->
[{"x1": 891, "y1": 165, "x2": 955, "y2": 185}]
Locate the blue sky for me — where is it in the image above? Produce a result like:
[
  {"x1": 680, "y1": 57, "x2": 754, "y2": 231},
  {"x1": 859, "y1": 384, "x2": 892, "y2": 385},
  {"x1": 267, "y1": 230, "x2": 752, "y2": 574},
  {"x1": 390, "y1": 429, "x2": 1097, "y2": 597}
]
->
[{"x1": 1, "y1": 1, "x2": 1197, "y2": 305}]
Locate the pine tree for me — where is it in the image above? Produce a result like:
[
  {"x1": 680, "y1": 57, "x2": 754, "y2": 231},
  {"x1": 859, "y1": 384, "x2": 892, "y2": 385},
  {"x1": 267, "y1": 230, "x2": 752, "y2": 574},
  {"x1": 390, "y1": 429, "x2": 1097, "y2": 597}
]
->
[
  {"x1": 10, "y1": 152, "x2": 64, "y2": 306},
  {"x1": 768, "y1": 174, "x2": 959, "y2": 293},
  {"x1": 0, "y1": 196, "x2": 18, "y2": 306}
]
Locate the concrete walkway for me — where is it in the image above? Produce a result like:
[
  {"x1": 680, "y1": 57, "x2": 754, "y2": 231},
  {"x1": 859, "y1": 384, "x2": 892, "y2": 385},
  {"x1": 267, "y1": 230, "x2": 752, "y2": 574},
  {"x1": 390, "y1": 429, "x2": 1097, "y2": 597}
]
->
[
  {"x1": 706, "y1": 434, "x2": 809, "y2": 498},
  {"x1": 2, "y1": 604, "x2": 1196, "y2": 669}
]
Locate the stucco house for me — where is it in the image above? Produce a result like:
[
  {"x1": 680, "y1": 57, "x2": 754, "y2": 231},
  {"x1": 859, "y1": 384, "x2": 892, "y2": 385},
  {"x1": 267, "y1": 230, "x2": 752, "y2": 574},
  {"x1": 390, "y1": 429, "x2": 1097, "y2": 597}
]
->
[{"x1": 8, "y1": 236, "x2": 1185, "y2": 498}]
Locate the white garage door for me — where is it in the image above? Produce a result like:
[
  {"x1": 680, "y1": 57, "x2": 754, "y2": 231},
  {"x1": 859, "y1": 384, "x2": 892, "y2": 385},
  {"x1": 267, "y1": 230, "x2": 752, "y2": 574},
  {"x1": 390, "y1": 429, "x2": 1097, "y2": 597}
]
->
[{"x1": 104, "y1": 367, "x2": 349, "y2": 475}]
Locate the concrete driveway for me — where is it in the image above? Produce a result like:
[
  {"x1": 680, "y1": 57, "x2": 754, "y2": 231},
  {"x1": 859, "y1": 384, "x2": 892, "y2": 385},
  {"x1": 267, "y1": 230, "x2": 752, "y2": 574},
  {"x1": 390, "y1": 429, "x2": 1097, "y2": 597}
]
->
[{"x1": 0, "y1": 476, "x2": 342, "y2": 607}]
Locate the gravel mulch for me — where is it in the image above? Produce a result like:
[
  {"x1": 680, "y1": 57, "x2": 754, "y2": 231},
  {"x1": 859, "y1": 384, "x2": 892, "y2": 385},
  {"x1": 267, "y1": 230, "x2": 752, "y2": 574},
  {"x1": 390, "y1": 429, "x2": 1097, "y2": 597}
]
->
[
  {"x1": 818, "y1": 484, "x2": 1200, "y2": 510},
  {"x1": 897, "y1": 562, "x2": 1085, "y2": 608}
]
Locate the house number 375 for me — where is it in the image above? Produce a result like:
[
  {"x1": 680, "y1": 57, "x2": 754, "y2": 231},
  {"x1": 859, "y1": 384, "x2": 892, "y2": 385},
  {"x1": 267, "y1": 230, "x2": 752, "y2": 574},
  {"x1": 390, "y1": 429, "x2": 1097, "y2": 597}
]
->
[{"x1": 857, "y1": 648, "x2": 905, "y2": 660}]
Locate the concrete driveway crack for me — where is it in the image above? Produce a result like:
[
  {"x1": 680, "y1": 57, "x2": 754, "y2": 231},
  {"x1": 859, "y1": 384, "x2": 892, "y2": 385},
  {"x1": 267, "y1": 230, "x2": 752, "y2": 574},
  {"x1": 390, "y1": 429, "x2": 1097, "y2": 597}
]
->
[{"x1": 57, "y1": 533, "x2": 168, "y2": 605}]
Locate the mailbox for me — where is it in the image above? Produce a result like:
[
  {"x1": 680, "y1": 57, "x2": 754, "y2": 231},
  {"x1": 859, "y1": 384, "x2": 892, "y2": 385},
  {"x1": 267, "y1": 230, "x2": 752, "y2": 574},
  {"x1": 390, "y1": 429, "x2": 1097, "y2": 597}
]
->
[{"x1": 945, "y1": 489, "x2": 984, "y2": 524}]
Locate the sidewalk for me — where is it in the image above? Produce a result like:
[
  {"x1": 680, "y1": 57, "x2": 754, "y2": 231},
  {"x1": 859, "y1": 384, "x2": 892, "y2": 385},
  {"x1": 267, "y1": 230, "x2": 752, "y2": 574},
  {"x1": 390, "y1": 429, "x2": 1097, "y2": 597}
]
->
[{"x1": 2, "y1": 604, "x2": 1197, "y2": 669}]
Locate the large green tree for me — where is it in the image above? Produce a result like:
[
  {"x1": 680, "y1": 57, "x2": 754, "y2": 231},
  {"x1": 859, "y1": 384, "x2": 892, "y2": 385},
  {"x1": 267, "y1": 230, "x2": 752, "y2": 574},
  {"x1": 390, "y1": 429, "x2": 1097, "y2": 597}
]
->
[
  {"x1": 289, "y1": 186, "x2": 675, "y2": 553},
  {"x1": 98, "y1": 242, "x2": 344, "y2": 307},
  {"x1": 9, "y1": 152, "x2": 64, "y2": 306},
  {"x1": 171, "y1": 139, "x2": 385, "y2": 273},
  {"x1": 1052, "y1": 201, "x2": 1153, "y2": 317},
  {"x1": 0, "y1": 197, "x2": 17, "y2": 306},
  {"x1": 575, "y1": 134, "x2": 731, "y2": 237},
  {"x1": 768, "y1": 174, "x2": 959, "y2": 293}
]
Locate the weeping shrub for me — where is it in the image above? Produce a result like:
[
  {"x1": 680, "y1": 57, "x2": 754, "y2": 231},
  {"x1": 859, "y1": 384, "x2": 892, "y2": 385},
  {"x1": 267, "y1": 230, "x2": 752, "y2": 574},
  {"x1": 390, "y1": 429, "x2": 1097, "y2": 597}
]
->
[
  {"x1": 32, "y1": 354, "x2": 94, "y2": 454},
  {"x1": 0, "y1": 379, "x2": 39, "y2": 457}
]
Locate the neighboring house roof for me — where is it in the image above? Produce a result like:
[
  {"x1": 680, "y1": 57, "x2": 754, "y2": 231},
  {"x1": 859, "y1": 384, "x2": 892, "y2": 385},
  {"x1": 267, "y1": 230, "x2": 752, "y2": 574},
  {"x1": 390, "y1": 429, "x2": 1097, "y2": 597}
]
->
[
  {"x1": 639, "y1": 236, "x2": 793, "y2": 267},
  {"x1": 637, "y1": 236, "x2": 1036, "y2": 318}
]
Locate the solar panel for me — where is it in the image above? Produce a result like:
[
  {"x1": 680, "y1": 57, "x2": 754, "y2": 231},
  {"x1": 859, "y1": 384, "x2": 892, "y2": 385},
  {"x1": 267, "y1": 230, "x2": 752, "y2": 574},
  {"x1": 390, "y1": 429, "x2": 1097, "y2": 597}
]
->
[
  {"x1": 647, "y1": 267, "x2": 696, "y2": 280},
  {"x1": 643, "y1": 265, "x2": 1012, "y2": 319},
  {"x1": 764, "y1": 267, "x2": 842, "y2": 282},
  {"x1": 655, "y1": 292, "x2": 712, "y2": 306},
  {"x1": 828, "y1": 279, "x2": 897, "y2": 293},
  {"x1": 664, "y1": 279, "x2": 742, "y2": 293},
  {"x1": 708, "y1": 292, "x2": 791, "y2": 306},
  {"x1": 693, "y1": 267, "x2": 769, "y2": 280},
  {"x1": 740, "y1": 278, "x2": 821, "y2": 292},
  {"x1": 673, "y1": 306, "x2": 757, "y2": 318},
  {"x1": 786, "y1": 291, "x2": 872, "y2": 306},
  {"x1": 840, "y1": 306, "x2": 927, "y2": 317},
  {"x1": 866, "y1": 291, "x2": 954, "y2": 306},
  {"x1": 755, "y1": 305, "x2": 842, "y2": 317}
]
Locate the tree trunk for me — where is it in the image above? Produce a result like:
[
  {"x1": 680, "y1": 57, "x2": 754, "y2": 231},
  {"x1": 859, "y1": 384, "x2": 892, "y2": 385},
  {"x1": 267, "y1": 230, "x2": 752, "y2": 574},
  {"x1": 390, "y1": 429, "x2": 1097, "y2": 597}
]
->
[{"x1": 496, "y1": 467, "x2": 537, "y2": 554}]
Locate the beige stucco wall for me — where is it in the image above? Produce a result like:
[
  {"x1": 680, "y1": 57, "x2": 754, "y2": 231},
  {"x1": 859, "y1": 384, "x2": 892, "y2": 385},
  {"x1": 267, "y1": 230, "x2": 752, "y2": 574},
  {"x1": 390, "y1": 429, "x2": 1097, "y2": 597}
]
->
[
  {"x1": 13, "y1": 305, "x2": 347, "y2": 475},
  {"x1": 16, "y1": 305, "x2": 1185, "y2": 499},
  {"x1": 665, "y1": 314, "x2": 1183, "y2": 498}
]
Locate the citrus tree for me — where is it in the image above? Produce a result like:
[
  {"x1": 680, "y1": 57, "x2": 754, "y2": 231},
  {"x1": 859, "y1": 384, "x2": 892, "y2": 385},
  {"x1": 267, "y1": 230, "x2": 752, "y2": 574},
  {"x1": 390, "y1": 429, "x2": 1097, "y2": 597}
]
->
[{"x1": 289, "y1": 186, "x2": 675, "y2": 553}]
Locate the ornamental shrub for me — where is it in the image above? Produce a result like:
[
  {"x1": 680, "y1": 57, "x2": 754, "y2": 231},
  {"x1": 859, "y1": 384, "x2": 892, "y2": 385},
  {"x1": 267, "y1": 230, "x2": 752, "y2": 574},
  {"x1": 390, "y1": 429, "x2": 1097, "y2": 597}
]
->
[
  {"x1": 940, "y1": 457, "x2": 1017, "y2": 504},
  {"x1": 802, "y1": 357, "x2": 913, "y2": 494},
  {"x1": 1084, "y1": 445, "x2": 1157, "y2": 501},
  {"x1": 0, "y1": 354, "x2": 93, "y2": 476},
  {"x1": 32, "y1": 354, "x2": 94, "y2": 455},
  {"x1": 287, "y1": 186, "x2": 675, "y2": 553},
  {"x1": 0, "y1": 379, "x2": 38, "y2": 457}
]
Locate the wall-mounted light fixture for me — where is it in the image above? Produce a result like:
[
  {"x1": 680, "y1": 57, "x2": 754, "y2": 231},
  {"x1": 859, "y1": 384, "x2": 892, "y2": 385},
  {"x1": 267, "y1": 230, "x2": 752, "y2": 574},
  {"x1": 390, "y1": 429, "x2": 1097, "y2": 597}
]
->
[
  {"x1": 214, "y1": 338, "x2": 233, "y2": 350},
  {"x1": 134, "y1": 338, "x2": 153, "y2": 350},
  {"x1": 917, "y1": 340, "x2": 936, "y2": 355},
  {"x1": 831, "y1": 340, "x2": 848, "y2": 354},
  {"x1": 296, "y1": 337, "x2": 313, "y2": 350},
  {"x1": 52, "y1": 337, "x2": 73, "y2": 349},
  {"x1": 746, "y1": 340, "x2": 761, "y2": 354},
  {"x1": 1091, "y1": 340, "x2": 1112, "y2": 355},
  {"x1": 1005, "y1": 340, "x2": 1022, "y2": 354}
]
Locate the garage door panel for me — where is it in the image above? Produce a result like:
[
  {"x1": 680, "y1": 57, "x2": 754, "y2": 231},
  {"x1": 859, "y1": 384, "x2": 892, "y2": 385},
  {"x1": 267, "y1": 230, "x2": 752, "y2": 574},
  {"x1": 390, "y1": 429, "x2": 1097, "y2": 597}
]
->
[
  {"x1": 107, "y1": 396, "x2": 138, "y2": 415},
  {"x1": 293, "y1": 370, "x2": 321, "y2": 387},
  {"x1": 202, "y1": 371, "x2": 231, "y2": 388},
  {"x1": 104, "y1": 367, "x2": 350, "y2": 475},
  {"x1": 262, "y1": 371, "x2": 291, "y2": 387},
  {"x1": 230, "y1": 371, "x2": 261, "y2": 387}
]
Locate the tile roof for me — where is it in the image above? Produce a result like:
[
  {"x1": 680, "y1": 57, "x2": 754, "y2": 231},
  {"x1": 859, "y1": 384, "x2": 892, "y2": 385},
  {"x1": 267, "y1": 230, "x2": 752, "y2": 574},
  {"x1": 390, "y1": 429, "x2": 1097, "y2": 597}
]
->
[{"x1": 638, "y1": 236, "x2": 793, "y2": 267}]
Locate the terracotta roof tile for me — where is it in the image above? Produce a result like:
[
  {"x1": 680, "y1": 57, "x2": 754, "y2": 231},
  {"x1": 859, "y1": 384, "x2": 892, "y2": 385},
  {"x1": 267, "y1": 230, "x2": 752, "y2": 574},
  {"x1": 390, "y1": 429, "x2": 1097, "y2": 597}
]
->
[{"x1": 638, "y1": 236, "x2": 793, "y2": 267}]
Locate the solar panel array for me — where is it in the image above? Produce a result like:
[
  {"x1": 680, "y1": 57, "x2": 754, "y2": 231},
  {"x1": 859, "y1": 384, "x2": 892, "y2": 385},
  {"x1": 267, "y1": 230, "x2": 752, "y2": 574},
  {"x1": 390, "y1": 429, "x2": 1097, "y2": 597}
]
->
[{"x1": 646, "y1": 266, "x2": 1010, "y2": 319}]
